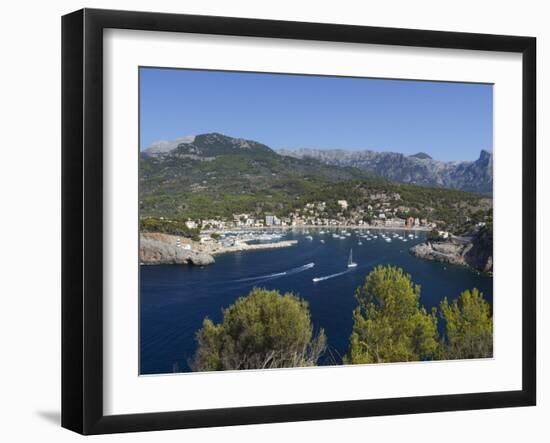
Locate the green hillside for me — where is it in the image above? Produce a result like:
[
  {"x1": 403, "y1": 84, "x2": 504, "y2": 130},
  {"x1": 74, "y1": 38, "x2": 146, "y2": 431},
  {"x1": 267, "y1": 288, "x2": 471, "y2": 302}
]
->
[{"x1": 140, "y1": 133, "x2": 491, "y2": 229}]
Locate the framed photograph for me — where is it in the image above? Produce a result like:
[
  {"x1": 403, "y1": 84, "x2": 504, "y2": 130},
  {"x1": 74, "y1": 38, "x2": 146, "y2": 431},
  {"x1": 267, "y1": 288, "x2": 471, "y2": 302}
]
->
[{"x1": 62, "y1": 8, "x2": 536, "y2": 435}]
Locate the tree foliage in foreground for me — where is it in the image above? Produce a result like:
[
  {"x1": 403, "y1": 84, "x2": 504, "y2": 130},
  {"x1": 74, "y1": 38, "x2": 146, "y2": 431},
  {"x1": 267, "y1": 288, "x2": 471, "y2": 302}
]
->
[
  {"x1": 439, "y1": 288, "x2": 493, "y2": 359},
  {"x1": 346, "y1": 265, "x2": 439, "y2": 364},
  {"x1": 192, "y1": 288, "x2": 326, "y2": 371}
]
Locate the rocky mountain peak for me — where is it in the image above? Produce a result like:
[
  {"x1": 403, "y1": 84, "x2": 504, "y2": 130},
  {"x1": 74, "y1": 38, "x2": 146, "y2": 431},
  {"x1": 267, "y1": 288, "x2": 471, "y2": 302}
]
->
[
  {"x1": 143, "y1": 135, "x2": 195, "y2": 156},
  {"x1": 144, "y1": 133, "x2": 274, "y2": 158},
  {"x1": 409, "y1": 152, "x2": 432, "y2": 160},
  {"x1": 478, "y1": 149, "x2": 492, "y2": 162}
]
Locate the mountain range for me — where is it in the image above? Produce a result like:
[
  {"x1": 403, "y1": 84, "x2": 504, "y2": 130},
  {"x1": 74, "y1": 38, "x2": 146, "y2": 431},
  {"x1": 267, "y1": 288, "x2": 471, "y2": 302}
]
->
[
  {"x1": 144, "y1": 134, "x2": 492, "y2": 193},
  {"x1": 276, "y1": 148, "x2": 493, "y2": 193},
  {"x1": 140, "y1": 133, "x2": 490, "y2": 223}
]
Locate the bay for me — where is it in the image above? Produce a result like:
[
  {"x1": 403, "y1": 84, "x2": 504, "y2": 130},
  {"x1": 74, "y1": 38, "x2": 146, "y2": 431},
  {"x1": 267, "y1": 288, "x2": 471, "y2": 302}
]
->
[{"x1": 140, "y1": 229, "x2": 493, "y2": 374}]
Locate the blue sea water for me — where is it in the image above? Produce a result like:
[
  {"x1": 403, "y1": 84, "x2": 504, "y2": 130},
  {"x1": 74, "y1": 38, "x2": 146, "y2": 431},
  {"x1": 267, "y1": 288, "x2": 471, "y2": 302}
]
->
[{"x1": 140, "y1": 230, "x2": 493, "y2": 374}]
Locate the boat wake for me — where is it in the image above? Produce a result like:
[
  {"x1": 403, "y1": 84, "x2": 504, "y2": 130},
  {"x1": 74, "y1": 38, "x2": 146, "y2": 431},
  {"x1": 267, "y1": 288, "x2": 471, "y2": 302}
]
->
[
  {"x1": 312, "y1": 268, "x2": 354, "y2": 283},
  {"x1": 233, "y1": 263, "x2": 315, "y2": 283},
  {"x1": 311, "y1": 259, "x2": 379, "y2": 283},
  {"x1": 286, "y1": 262, "x2": 316, "y2": 276}
]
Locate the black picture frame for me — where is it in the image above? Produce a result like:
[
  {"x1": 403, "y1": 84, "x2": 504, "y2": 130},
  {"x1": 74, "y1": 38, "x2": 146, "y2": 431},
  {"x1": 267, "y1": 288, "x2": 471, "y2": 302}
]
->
[{"x1": 62, "y1": 8, "x2": 536, "y2": 435}]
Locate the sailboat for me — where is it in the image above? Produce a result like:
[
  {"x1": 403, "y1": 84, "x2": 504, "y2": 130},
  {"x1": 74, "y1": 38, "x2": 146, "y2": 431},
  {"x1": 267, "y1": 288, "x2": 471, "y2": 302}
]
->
[{"x1": 347, "y1": 249, "x2": 357, "y2": 268}]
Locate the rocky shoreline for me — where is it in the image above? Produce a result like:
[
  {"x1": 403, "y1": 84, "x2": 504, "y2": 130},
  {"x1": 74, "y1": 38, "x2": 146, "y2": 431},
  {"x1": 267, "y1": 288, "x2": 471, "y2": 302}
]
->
[
  {"x1": 409, "y1": 230, "x2": 493, "y2": 273},
  {"x1": 139, "y1": 232, "x2": 298, "y2": 266},
  {"x1": 140, "y1": 233, "x2": 215, "y2": 266}
]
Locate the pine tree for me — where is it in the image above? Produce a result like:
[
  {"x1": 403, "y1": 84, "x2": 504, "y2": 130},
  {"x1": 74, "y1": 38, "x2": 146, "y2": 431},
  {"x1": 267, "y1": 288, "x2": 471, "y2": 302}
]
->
[
  {"x1": 192, "y1": 288, "x2": 326, "y2": 371},
  {"x1": 439, "y1": 288, "x2": 493, "y2": 359},
  {"x1": 346, "y1": 265, "x2": 438, "y2": 364}
]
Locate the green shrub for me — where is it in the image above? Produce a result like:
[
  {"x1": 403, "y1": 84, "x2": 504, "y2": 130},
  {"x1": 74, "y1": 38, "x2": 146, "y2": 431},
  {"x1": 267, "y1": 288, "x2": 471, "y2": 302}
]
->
[{"x1": 192, "y1": 288, "x2": 326, "y2": 371}]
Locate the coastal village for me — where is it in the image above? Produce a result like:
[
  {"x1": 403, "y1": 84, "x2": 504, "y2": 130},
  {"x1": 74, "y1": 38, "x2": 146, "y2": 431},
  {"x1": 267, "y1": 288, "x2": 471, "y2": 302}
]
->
[
  {"x1": 185, "y1": 197, "x2": 435, "y2": 235},
  {"x1": 140, "y1": 189, "x2": 493, "y2": 274},
  {"x1": 158, "y1": 196, "x2": 437, "y2": 250},
  {"x1": 141, "y1": 196, "x2": 445, "y2": 264}
]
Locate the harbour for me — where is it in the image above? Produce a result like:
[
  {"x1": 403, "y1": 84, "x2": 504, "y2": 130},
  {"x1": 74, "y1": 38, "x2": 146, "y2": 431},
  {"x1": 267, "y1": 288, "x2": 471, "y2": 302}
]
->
[{"x1": 140, "y1": 229, "x2": 493, "y2": 374}]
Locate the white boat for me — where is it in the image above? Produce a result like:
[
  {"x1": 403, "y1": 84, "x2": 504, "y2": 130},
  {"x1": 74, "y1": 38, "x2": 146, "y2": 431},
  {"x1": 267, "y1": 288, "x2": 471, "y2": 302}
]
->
[
  {"x1": 385, "y1": 238, "x2": 392, "y2": 243},
  {"x1": 358, "y1": 241, "x2": 363, "y2": 245},
  {"x1": 347, "y1": 249, "x2": 358, "y2": 268},
  {"x1": 312, "y1": 277, "x2": 321, "y2": 282},
  {"x1": 320, "y1": 239, "x2": 325, "y2": 243},
  {"x1": 305, "y1": 235, "x2": 313, "y2": 240}
]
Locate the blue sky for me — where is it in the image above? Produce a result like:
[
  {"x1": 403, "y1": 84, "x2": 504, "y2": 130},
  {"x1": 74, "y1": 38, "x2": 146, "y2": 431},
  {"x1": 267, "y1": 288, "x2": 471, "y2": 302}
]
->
[{"x1": 139, "y1": 68, "x2": 493, "y2": 161}]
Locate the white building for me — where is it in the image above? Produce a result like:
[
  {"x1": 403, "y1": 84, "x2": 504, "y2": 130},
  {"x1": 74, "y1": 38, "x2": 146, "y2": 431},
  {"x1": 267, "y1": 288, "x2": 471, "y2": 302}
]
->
[
  {"x1": 337, "y1": 200, "x2": 348, "y2": 210},
  {"x1": 265, "y1": 215, "x2": 281, "y2": 226}
]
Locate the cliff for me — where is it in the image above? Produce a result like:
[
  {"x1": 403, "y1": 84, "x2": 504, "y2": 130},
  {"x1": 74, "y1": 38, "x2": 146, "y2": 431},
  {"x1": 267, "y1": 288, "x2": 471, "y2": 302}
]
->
[
  {"x1": 464, "y1": 228, "x2": 493, "y2": 273},
  {"x1": 140, "y1": 233, "x2": 215, "y2": 266},
  {"x1": 409, "y1": 230, "x2": 492, "y2": 273}
]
